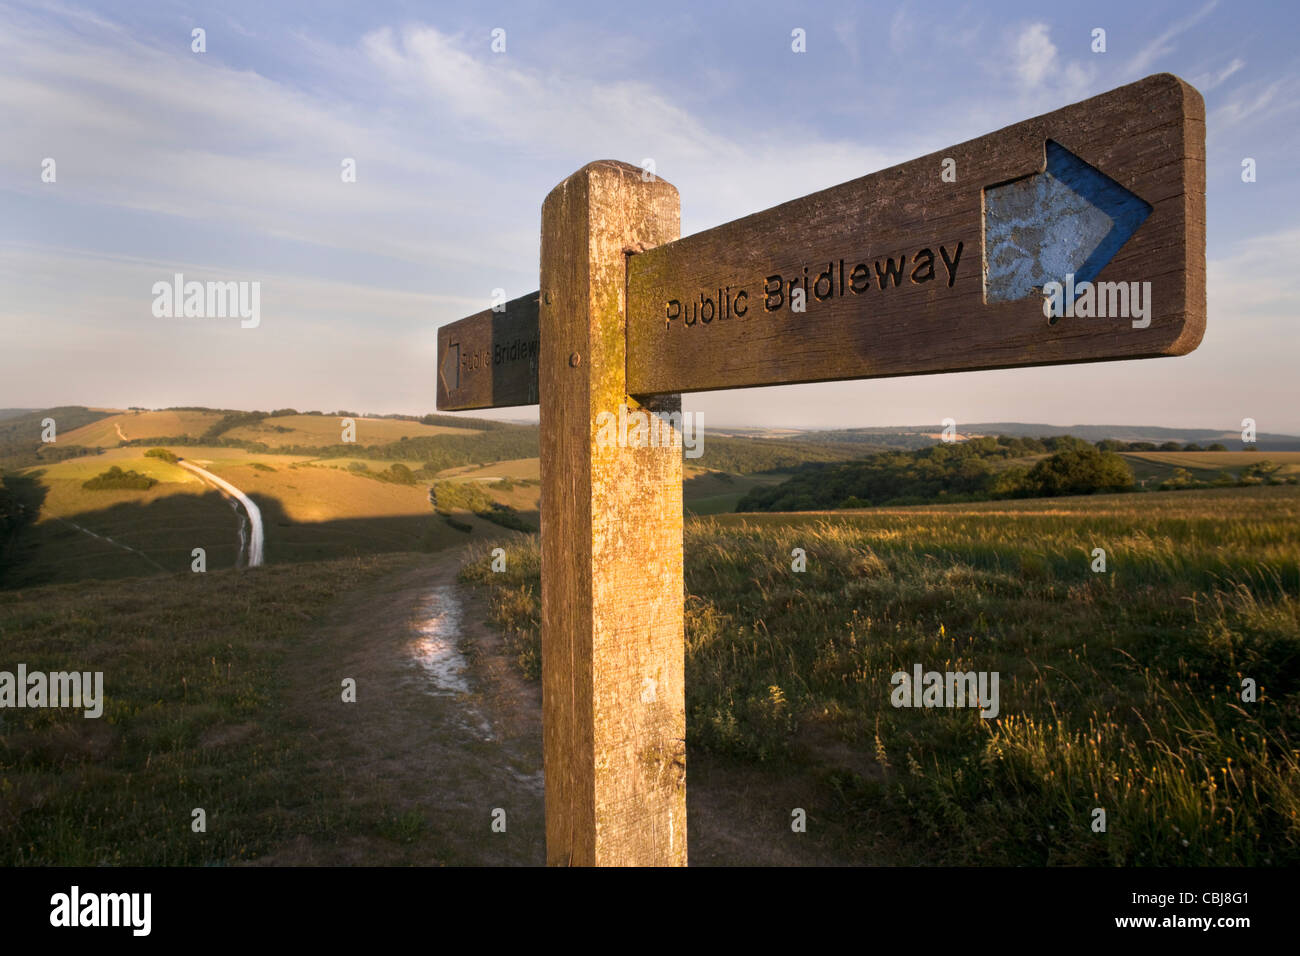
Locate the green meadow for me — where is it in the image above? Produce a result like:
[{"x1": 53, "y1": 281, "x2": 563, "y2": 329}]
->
[
  {"x1": 0, "y1": 554, "x2": 452, "y2": 865},
  {"x1": 463, "y1": 485, "x2": 1300, "y2": 865}
]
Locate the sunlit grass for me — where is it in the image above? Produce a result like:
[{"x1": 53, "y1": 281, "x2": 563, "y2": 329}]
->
[{"x1": 463, "y1": 486, "x2": 1300, "y2": 865}]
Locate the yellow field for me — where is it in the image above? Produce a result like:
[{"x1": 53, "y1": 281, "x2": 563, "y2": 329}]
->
[
  {"x1": 57, "y1": 409, "x2": 227, "y2": 446},
  {"x1": 224, "y1": 415, "x2": 479, "y2": 448},
  {"x1": 438, "y1": 457, "x2": 540, "y2": 480},
  {"x1": 1122, "y1": 450, "x2": 1300, "y2": 478},
  {"x1": 21, "y1": 447, "x2": 448, "y2": 528},
  {"x1": 7, "y1": 447, "x2": 499, "y2": 584},
  {"x1": 25, "y1": 446, "x2": 316, "y2": 476},
  {"x1": 209, "y1": 461, "x2": 432, "y2": 522},
  {"x1": 166, "y1": 446, "x2": 318, "y2": 467},
  {"x1": 302, "y1": 458, "x2": 428, "y2": 474},
  {"x1": 25, "y1": 449, "x2": 197, "y2": 483},
  {"x1": 11, "y1": 462, "x2": 242, "y2": 583},
  {"x1": 38, "y1": 472, "x2": 203, "y2": 520}
]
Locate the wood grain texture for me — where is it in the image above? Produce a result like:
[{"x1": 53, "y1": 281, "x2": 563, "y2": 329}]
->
[
  {"x1": 625, "y1": 72, "x2": 1206, "y2": 396},
  {"x1": 436, "y1": 293, "x2": 539, "y2": 411},
  {"x1": 539, "y1": 161, "x2": 685, "y2": 866}
]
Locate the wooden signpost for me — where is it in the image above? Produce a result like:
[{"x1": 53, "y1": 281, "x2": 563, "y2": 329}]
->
[{"x1": 435, "y1": 73, "x2": 1205, "y2": 866}]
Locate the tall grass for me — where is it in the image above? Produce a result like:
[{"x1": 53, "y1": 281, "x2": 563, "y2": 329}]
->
[
  {"x1": 0, "y1": 553, "x2": 427, "y2": 864},
  {"x1": 463, "y1": 486, "x2": 1300, "y2": 864}
]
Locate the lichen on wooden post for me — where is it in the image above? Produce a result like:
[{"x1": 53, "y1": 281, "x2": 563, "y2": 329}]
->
[{"x1": 539, "y1": 161, "x2": 685, "y2": 866}]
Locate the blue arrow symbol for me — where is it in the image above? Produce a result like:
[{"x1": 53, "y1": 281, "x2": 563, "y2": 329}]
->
[{"x1": 983, "y1": 140, "x2": 1151, "y2": 305}]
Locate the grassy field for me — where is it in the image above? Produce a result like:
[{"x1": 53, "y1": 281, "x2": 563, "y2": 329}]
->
[
  {"x1": 3, "y1": 489, "x2": 240, "y2": 585},
  {"x1": 223, "y1": 415, "x2": 478, "y2": 448},
  {"x1": 303, "y1": 456, "x2": 429, "y2": 472},
  {"x1": 4, "y1": 446, "x2": 512, "y2": 585},
  {"x1": 432, "y1": 458, "x2": 788, "y2": 515},
  {"x1": 976, "y1": 449, "x2": 1300, "y2": 485},
  {"x1": 437, "y1": 458, "x2": 541, "y2": 480},
  {"x1": 56, "y1": 409, "x2": 226, "y2": 446},
  {"x1": 4, "y1": 452, "x2": 231, "y2": 584},
  {"x1": 684, "y1": 468, "x2": 790, "y2": 515},
  {"x1": 14, "y1": 432, "x2": 1300, "y2": 592},
  {"x1": 5, "y1": 479, "x2": 1297, "y2": 865},
  {"x1": 0, "y1": 553, "x2": 461, "y2": 865},
  {"x1": 1122, "y1": 450, "x2": 1300, "y2": 483},
  {"x1": 464, "y1": 485, "x2": 1300, "y2": 865},
  {"x1": 22, "y1": 447, "x2": 318, "y2": 481}
]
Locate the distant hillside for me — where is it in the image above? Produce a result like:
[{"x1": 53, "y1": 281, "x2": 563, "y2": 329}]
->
[
  {"x1": 796, "y1": 423, "x2": 1300, "y2": 452},
  {"x1": 0, "y1": 406, "x2": 114, "y2": 469},
  {"x1": 737, "y1": 434, "x2": 1300, "y2": 511},
  {"x1": 690, "y1": 436, "x2": 864, "y2": 473},
  {"x1": 738, "y1": 435, "x2": 1121, "y2": 510}
]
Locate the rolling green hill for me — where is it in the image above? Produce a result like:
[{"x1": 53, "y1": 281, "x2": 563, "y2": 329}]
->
[
  {"x1": 7, "y1": 407, "x2": 1299, "y2": 590},
  {"x1": 0, "y1": 406, "x2": 114, "y2": 469}
]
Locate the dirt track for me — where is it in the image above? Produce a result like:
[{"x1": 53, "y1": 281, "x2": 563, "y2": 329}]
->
[{"x1": 258, "y1": 548, "x2": 865, "y2": 866}]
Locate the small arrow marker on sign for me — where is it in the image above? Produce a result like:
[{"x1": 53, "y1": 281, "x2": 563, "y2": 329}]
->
[
  {"x1": 984, "y1": 140, "x2": 1152, "y2": 305},
  {"x1": 440, "y1": 341, "x2": 459, "y2": 393}
]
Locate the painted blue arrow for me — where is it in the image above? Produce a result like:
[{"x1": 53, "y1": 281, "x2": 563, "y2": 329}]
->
[{"x1": 983, "y1": 140, "x2": 1151, "y2": 304}]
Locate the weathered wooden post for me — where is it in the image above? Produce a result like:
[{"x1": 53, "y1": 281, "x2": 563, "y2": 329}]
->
[{"x1": 538, "y1": 161, "x2": 686, "y2": 866}]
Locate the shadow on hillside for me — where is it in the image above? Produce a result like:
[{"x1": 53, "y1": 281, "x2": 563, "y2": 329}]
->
[
  {"x1": 0, "y1": 485, "x2": 539, "y2": 589},
  {"x1": 0, "y1": 472, "x2": 50, "y2": 584},
  {"x1": 251, "y1": 493, "x2": 538, "y2": 567},
  {"x1": 682, "y1": 471, "x2": 735, "y2": 495}
]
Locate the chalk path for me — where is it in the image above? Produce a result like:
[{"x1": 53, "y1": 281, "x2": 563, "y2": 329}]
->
[{"x1": 177, "y1": 460, "x2": 264, "y2": 567}]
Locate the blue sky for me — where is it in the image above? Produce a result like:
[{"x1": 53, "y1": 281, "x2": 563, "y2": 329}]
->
[{"x1": 2, "y1": 0, "x2": 1297, "y2": 431}]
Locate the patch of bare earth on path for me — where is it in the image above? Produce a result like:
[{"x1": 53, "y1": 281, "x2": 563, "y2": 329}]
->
[
  {"x1": 251, "y1": 549, "x2": 544, "y2": 865},
  {"x1": 251, "y1": 546, "x2": 880, "y2": 866}
]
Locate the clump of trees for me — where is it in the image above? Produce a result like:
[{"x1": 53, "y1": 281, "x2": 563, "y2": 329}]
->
[
  {"x1": 348, "y1": 462, "x2": 418, "y2": 485},
  {"x1": 739, "y1": 435, "x2": 1135, "y2": 511},
  {"x1": 82, "y1": 466, "x2": 157, "y2": 490},
  {"x1": 145, "y1": 447, "x2": 178, "y2": 463},
  {"x1": 430, "y1": 480, "x2": 534, "y2": 532},
  {"x1": 200, "y1": 410, "x2": 269, "y2": 442},
  {"x1": 690, "y1": 436, "x2": 859, "y2": 473},
  {"x1": 998, "y1": 445, "x2": 1134, "y2": 498},
  {"x1": 1095, "y1": 438, "x2": 1227, "y2": 452}
]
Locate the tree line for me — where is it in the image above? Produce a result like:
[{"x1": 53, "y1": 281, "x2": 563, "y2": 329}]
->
[{"x1": 737, "y1": 435, "x2": 1136, "y2": 511}]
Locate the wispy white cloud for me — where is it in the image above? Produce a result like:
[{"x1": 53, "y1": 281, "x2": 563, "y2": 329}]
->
[
  {"x1": 1193, "y1": 57, "x2": 1245, "y2": 91},
  {"x1": 0, "y1": 241, "x2": 473, "y2": 412},
  {"x1": 0, "y1": 11, "x2": 520, "y2": 275},
  {"x1": 1126, "y1": 1, "x2": 1217, "y2": 76},
  {"x1": 889, "y1": 2, "x2": 914, "y2": 56},
  {"x1": 1014, "y1": 23, "x2": 1057, "y2": 87},
  {"x1": 358, "y1": 24, "x2": 901, "y2": 233},
  {"x1": 0, "y1": 8, "x2": 907, "y2": 412},
  {"x1": 1208, "y1": 75, "x2": 1300, "y2": 132},
  {"x1": 1002, "y1": 21, "x2": 1093, "y2": 106},
  {"x1": 1207, "y1": 227, "x2": 1300, "y2": 315}
]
